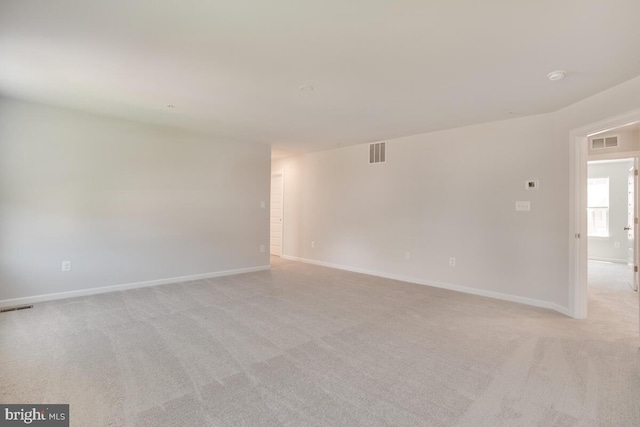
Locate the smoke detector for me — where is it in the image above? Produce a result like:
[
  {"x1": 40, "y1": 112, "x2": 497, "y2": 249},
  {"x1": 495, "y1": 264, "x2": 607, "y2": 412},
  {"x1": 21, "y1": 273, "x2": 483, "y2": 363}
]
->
[{"x1": 547, "y1": 70, "x2": 566, "y2": 81}]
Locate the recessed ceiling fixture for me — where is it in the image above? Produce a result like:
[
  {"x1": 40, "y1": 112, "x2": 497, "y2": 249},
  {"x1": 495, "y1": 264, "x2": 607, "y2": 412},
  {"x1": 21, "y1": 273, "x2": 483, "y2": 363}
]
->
[
  {"x1": 299, "y1": 85, "x2": 314, "y2": 92},
  {"x1": 166, "y1": 104, "x2": 176, "y2": 109},
  {"x1": 547, "y1": 70, "x2": 566, "y2": 81}
]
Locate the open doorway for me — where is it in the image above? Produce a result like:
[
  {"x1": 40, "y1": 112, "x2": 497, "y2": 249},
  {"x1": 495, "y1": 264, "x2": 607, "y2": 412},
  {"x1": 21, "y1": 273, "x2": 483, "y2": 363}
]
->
[
  {"x1": 587, "y1": 158, "x2": 638, "y2": 298},
  {"x1": 571, "y1": 110, "x2": 640, "y2": 334},
  {"x1": 578, "y1": 120, "x2": 640, "y2": 327}
]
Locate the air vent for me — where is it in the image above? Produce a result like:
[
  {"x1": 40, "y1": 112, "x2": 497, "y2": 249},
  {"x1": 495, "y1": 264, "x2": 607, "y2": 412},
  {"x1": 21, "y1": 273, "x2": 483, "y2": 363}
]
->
[
  {"x1": 0, "y1": 304, "x2": 33, "y2": 313},
  {"x1": 369, "y1": 142, "x2": 386, "y2": 164},
  {"x1": 591, "y1": 136, "x2": 618, "y2": 150}
]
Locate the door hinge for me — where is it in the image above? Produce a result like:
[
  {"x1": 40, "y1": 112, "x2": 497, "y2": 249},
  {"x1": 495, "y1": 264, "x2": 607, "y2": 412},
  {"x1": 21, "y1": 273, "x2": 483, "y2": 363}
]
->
[
  {"x1": 636, "y1": 218, "x2": 639, "y2": 225},
  {"x1": 635, "y1": 169, "x2": 638, "y2": 176},
  {"x1": 575, "y1": 233, "x2": 581, "y2": 239},
  {"x1": 635, "y1": 266, "x2": 638, "y2": 273}
]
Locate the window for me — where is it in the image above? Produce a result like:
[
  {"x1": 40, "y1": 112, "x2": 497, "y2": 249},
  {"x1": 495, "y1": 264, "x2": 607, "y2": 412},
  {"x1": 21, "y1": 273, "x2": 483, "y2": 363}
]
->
[{"x1": 587, "y1": 178, "x2": 609, "y2": 237}]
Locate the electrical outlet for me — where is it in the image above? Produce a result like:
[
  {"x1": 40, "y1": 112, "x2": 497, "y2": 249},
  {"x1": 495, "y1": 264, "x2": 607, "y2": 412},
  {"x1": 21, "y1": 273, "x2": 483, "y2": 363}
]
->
[
  {"x1": 260, "y1": 244, "x2": 265, "y2": 253},
  {"x1": 260, "y1": 201, "x2": 266, "y2": 209},
  {"x1": 515, "y1": 201, "x2": 530, "y2": 211},
  {"x1": 449, "y1": 257, "x2": 456, "y2": 267},
  {"x1": 311, "y1": 241, "x2": 315, "y2": 248},
  {"x1": 405, "y1": 251, "x2": 411, "y2": 261},
  {"x1": 61, "y1": 261, "x2": 72, "y2": 272},
  {"x1": 614, "y1": 242, "x2": 620, "y2": 249}
]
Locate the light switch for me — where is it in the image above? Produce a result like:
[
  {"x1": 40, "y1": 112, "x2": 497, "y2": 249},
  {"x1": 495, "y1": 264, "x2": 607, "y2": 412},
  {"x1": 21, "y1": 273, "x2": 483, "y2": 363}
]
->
[{"x1": 515, "y1": 201, "x2": 530, "y2": 211}]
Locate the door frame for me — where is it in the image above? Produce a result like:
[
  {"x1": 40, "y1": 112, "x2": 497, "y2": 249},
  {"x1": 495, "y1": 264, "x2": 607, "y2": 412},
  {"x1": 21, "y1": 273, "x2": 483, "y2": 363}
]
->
[
  {"x1": 570, "y1": 108, "x2": 640, "y2": 319},
  {"x1": 630, "y1": 158, "x2": 639, "y2": 292},
  {"x1": 270, "y1": 171, "x2": 284, "y2": 257}
]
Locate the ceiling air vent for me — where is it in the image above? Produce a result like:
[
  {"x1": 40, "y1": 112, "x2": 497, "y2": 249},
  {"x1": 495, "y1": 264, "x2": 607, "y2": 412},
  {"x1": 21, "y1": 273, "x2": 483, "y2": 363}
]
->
[
  {"x1": 591, "y1": 136, "x2": 618, "y2": 150},
  {"x1": 369, "y1": 142, "x2": 386, "y2": 164}
]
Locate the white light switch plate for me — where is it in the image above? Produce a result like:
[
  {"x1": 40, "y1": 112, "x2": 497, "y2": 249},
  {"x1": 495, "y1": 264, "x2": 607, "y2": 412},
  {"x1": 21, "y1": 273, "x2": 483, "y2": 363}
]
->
[{"x1": 515, "y1": 201, "x2": 530, "y2": 211}]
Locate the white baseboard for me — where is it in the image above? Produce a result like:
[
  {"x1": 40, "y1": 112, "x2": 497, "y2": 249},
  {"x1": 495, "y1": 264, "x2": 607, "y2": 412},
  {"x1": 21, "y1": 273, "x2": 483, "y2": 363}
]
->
[
  {"x1": 282, "y1": 255, "x2": 571, "y2": 317},
  {"x1": 0, "y1": 265, "x2": 271, "y2": 308},
  {"x1": 548, "y1": 303, "x2": 572, "y2": 317}
]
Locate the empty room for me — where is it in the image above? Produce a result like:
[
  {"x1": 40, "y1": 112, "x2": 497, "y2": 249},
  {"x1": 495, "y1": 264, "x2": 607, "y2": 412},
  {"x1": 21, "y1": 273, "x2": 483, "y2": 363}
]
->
[{"x1": 1, "y1": 1, "x2": 640, "y2": 426}]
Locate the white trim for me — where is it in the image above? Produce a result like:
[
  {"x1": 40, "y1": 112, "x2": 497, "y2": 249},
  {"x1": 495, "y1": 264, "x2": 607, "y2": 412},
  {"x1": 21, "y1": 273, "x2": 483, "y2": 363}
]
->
[
  {"x1": 587, "y1": 257, "x2": 627, "y2": 264},
  {"x1": 270, "y1": 171, "x2": 284, "y2": 257},
  {"x1": 0, "y1": 265, "x2": 271, "y2": 308},
  {"x1": 572, "y1": 110, "x2": 640, "y2": 138},
  {"x1": 586, "y1": 235, "x2": 610, "y2": 240},
  {"x1": 282, "y1": 255, "x2": 570, "y2": 317},
  {"x1": 570, "y1": 108, "x2": 640, "y2": 319},
  {"x1": 587, "y1": 120, "x2": 640, "y2": 137},
  {"x1": 589, "y1": 150, "x2": 640, "y2": 162}
]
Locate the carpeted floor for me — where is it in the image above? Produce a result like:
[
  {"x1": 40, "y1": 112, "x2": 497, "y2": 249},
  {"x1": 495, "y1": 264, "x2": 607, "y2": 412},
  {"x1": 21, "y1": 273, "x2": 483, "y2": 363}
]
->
[
  {"x1": 588, "y1": 259, "x2": 634, "y2": 291},
  {"x1": 1, "y1": 257, "x2": 639, "y2": 426}
]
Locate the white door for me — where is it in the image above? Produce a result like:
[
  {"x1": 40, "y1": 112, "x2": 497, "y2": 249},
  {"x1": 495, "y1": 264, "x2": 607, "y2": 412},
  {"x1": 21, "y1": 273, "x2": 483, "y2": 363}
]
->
[
  {"x1": 637, "y1": 160, "x2": 640, "y2": 336},
  {"x1": 270, "y1": 173, "x2": 284, "y2": 256},
  {"x1": 628, "y1": 161, "x2": 639, "y2": 291},
  {"x1": 627, "y1": 164, "x2": 634, "y2": 287}
]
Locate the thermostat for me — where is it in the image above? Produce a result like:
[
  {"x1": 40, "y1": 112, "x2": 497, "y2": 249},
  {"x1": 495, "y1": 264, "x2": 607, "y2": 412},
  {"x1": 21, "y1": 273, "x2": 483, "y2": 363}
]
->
[{"x1": 525, "y1": 180, "x2": 539, "y2": 190}]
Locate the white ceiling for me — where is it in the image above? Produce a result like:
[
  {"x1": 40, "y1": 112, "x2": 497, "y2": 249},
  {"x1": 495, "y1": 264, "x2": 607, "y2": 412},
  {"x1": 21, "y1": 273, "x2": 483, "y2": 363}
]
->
[{"x1": 2, "y1": 1, "x2": 640, "y2": 154}]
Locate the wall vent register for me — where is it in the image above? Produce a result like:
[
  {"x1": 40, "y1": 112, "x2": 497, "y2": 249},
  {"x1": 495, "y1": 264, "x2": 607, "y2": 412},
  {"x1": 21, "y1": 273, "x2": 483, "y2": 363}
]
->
[
  {"x1": 0, "y1": 304, "x2": 33, "y2": 313},
  {"x1": 590, "y1": 136, "x2": 618, "y2": 150},
  {"x1": 369, "y1": 142, "x2": 386, "y2": 164}
]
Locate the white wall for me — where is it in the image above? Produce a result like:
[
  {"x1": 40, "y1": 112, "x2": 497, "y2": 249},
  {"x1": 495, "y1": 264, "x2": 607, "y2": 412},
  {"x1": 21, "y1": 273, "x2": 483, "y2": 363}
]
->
[
  {"x1": 274, "y1": 114, "x2": 565, "y2": 307},
  {"x1": 0, "y1": 97, "x2": 270, "y2": 303},
  {"x1": 274, "y1": 75, "x2": 640, "y2": 314},
  {"x1": 587, "y1": 161, "x2": 633, "y2": 262}
]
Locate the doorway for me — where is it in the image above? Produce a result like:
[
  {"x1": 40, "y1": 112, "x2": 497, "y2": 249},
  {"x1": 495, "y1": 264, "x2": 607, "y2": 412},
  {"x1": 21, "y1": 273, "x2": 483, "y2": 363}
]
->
[
  {"x1": 572, "y1": 114, "x2": 640, "y2": 321},
  {"x1": 587, "y1": 158, "x2": 638, "y2": 298},
  {"x1": 270, "y1": 172, "x2": 284, "y2": 257}
]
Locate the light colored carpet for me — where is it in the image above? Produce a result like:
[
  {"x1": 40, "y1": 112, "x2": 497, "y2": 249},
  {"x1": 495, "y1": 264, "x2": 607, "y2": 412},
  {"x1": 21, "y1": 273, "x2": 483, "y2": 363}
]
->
[
  {"x1": 588, "y1": 259, "x2": 634, "y2": 291},
  {"x1": 1, "y1": 257, "x2": 639, "y2": 426}
]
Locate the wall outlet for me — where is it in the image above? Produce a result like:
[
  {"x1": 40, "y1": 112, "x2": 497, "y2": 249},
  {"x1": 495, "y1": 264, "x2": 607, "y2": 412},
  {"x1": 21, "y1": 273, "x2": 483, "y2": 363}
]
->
[
  {"x1": 405, "y1": 251, "x2": 411, "y2": 261},
  {"x1": 515, "y1": 201, "x2": 530, "y2": 211},
  {"x1": 260, "y1": 244, "x2": 265, "y2": 253},
  {"x1": 260, "y1": 201, "x2": 266, "y2": 209},
  {"x1": 311, "y1": 241, "x2": 315, "y2": 248},
  {"x1": 61, "y1": 261, "x2": 72, "y2": 272},
  {"x1": 449, "y1": 257, "x2": 456, "y2": 267},
  {"x1": 614, "y1": 241, "x2": 620, "y2": 249}
]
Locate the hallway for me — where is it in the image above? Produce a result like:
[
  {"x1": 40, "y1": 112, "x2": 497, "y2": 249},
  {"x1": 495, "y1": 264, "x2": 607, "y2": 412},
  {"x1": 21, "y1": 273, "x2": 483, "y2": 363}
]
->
[{"x1": 588, "y1": 260, "x2": 638, "y2": 335}]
